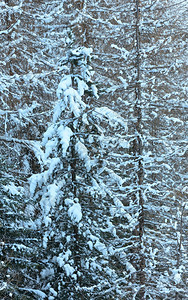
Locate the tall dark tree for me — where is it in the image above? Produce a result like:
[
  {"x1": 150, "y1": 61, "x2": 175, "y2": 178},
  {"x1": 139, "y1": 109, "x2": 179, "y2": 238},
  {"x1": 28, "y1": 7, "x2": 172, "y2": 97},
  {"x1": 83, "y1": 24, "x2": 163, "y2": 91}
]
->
[{"x1": 71, "y1": 0, "x2": 188, "y2": 298}]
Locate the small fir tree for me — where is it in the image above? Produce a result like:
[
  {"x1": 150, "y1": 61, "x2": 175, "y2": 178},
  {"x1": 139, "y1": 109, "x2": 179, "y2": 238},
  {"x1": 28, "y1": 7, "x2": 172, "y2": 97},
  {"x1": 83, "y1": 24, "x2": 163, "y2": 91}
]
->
[{"x1": 29, "y1": 47, "x2": 128, "y2": 299}]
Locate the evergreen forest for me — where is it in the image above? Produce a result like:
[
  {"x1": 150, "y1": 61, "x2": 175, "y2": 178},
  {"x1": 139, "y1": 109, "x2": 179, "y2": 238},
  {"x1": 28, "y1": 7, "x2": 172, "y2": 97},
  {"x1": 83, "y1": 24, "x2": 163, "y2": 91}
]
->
[{"x1": 0, "y1": 0, "x2": 187, "y2": 299}]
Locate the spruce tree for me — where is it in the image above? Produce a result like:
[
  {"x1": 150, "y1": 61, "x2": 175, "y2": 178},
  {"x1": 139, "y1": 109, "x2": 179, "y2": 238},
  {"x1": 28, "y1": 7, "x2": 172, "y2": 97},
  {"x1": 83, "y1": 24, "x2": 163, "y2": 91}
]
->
[{"x1": 29, "y1": 47, "x2": 128, "y2": 299}]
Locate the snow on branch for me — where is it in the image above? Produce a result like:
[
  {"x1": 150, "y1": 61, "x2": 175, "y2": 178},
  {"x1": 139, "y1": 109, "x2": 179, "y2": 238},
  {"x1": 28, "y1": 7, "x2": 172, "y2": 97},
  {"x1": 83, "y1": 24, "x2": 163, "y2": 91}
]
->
[
  {"x1": 0, "y1": 135, "x2": 34, "y2": 147},
  {"x1": 93, "y1": 107, "x2": 127, "y2": 129}
]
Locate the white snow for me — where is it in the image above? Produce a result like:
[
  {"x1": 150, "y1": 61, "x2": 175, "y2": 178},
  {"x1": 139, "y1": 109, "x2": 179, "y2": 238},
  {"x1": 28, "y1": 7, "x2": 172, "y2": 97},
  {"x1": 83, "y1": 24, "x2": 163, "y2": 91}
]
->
[
  {"x1": 48, "y1": 183, "x2": 59, "y2": 206},
  {"x1": 18, "y1": 101, "x2": 40, "y2": 120},
  {"x1": 80, "y1": 47, "x2": 93, "y2": 56},
  {"x1": 30, "y1": 157, "x2": 61, "y2": 197},
  {"x1": 77, "y1": 79, "x2": 88, "y2": 97},
  {"x1": 48, "y1": 157, "x2": 60, "y2": 175},
  {"x1": 50, "y1": 288, "x2": 57, "y2": 297},
  {"x1": 29, "y1": 173, "x2": 42, "y2": 196},
  {"x1": 44, "y1": 139, "x2": 57, "y2": 159},
  {"x1": 53, "y1": 101, "x2": 63, "y2": 123},
  {"x1": 56, "y1": 74, "x2": 87, "y2": 117},
  {"x1": 56, "y1": 75, "x2": 72, "y2": 99},
  {"x1": 64, "y1": 264, "x2": 75, "y2": 277},
  {"x1": 87, "y1": 241, "x2": 93, "y2": 250},
  {"x1": 43, "y1": 232, "x2": 48, "y2": 248},
  {"x1": 93, "y1": 107, "x2": 127, "y2": 130},
  {"x1": 104, "y1": 167, "x2": 124, "y2": 186},
  {"x1": 94, "y1": 241, "x2": 108, "y2": 257},
  {"x1": 174, "y1": 272, "x2": 181, "y2": 284},
  {"x1": 111, "y1": 44, "x2": 129, "y2": 60},
  {"x1": 90, "y1": 261, "x2": 102, "y2": 271},
  {"x1": 91, "y1": 84, "x2": 99, "y2": 99},
  {"x1": 39, "y1": 183, "x2": 59, "y2": 217},
  {"x1": 65, "y1": 88, "x2": 84, "y2": 117},
  {"x1": 57, "y1": 249, "x2": 72, "y2": 268},
  {"x1": 82, "y1": 113, "x2": 89, "y2": 125},
  {"x1": 42, "y1": 125, "x2": 56, "y2": 145},
  {"x1": 75, "y1": 141, "x2": 91, "y2": 171},
  {"x1": 3, "y1": 182, "x2": 22, "y2": 195},
  {"x1": 113, "y1": 197, "x2": 125, "y2": 214},
  {"x1": 119, "y1": 139, "x2": 129, "y2": 148},
  {"x1": 57, "y1": 257, "x2": 64, "y2": 268},
  {"x1": 40, "y1": 268, "x2": 54, "y2": 279},
  {"x1": 126, "y1": 262, "x2": 136, "y2": 274},
  {"x1": 68, "y1": 200, "x2": 82, "y2": 223},
  {"x1": 0, "y1": 282, "x2": 7, "y2": 291},
  {"x1": 57, "y1": 125, "x2": 73, "y2": 157},
  {"x1": 70, "y1": 47, "x2": 92, "y2": 57},
  {"x1": 118, "y1": 76, "x2": 128, "y2": 89},
  {"x1": 32, "y1": 141, "x2": 45, "y2": 164},
  {"x1": 63, "y1": 249, "x2": 72, "y2": 261}
]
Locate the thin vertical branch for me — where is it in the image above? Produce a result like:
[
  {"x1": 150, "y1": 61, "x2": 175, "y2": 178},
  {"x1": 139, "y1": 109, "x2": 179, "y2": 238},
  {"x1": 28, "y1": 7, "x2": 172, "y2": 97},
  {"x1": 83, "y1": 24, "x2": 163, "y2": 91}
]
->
[
  {"x1": 69, "y1": 61, "x2": 82, "y2": 294},
  {"x1": 134, "y1": 0, "x2": 145, "y2": 298}
]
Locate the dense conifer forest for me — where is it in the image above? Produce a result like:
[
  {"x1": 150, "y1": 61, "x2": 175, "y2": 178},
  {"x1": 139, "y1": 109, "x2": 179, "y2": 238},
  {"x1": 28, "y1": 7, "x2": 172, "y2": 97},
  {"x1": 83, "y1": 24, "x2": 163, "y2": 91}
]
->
[{"x1": 0, "y1": 0, "x2": 187, "y2": 299}]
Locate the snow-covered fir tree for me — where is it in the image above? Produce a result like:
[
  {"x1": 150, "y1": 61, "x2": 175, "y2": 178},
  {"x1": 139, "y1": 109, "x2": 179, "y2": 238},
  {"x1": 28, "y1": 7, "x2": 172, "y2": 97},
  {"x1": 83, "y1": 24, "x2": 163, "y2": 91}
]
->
[
  {"x1": 29, "y1": 47, "x2": 128, "y2": 299},
  {"x1": 0, "y1": 1, "x2": 187, "y2": 299}
]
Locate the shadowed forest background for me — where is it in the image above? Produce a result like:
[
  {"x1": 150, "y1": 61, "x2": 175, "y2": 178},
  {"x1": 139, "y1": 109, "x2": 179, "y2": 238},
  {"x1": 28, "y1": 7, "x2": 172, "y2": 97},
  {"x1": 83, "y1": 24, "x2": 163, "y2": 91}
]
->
[{"x1": 0, "y1": 0, "x2": 187, "y2": 299}]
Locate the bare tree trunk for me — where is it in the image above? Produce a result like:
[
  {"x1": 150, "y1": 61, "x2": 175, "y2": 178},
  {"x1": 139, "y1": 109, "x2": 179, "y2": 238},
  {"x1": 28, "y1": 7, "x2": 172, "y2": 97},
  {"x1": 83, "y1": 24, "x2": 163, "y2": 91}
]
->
[{"x1": 134, "y1": 0, "x2": 145, "y2": 298}]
